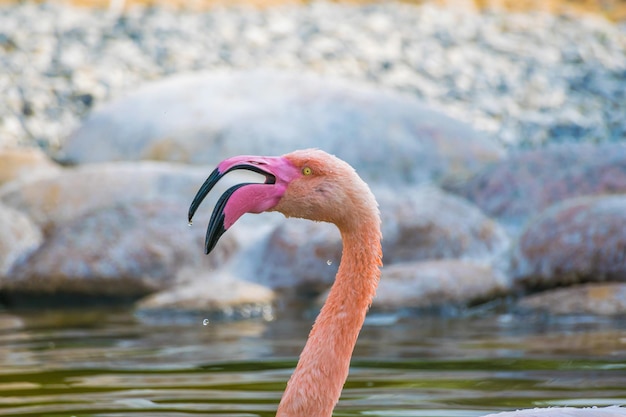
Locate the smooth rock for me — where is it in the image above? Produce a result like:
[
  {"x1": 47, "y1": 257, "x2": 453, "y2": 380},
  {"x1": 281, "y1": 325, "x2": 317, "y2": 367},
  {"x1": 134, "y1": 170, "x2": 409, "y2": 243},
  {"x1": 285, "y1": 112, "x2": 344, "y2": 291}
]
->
[
  {"x1": 517, "y1": 283, "x2": 626, "y2": 316},
  {"x1": 137, "y1": 270, "x2": 275, "y2": 319},
  {"x1": 511, "y1": 195, "x2": 626, "y2": 290},
  {"x1": 60, "y1": 70, "x2": 504, "y2": 185},
  {"x1": 0, "y1": 147, "x2": 61, "y2": 185},
  {"x1": 252, "y1": 186, "x2": 510, "y2": 292},
  {"x1": 254, "y1": 218, "x2": 341, "y2": 293},
  {"x1": 379, "y1": 186, "x2": 510, "y2": 265},
  {"x1": 2, "y1": 3, "x2": 625, "y2": 152},
  {"x1": 316, "y1": 259, "x2": 509, "y2": 310},
  {"x1": 0, "y1": 203, "x2": 43, "y2": 276},
  {"x1": 446, "y1": 143, "x2": 626, "y2": 232},
  {"x1": 1, "y1": 199, "x2": 237, "y2": 307},
  {"x1": 0, "y1": 161, "x2": 219, "y2": 232},
  {"x1": 373, "y1": 259, "x2": 509, "y2": 310}
]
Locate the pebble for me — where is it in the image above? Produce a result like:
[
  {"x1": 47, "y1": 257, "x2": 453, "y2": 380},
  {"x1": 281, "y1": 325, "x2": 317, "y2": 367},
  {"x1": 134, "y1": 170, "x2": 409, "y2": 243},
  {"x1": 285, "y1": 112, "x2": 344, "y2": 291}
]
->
[{"x1": 0, "y1": 2, "x2": 625, "y2": 152}]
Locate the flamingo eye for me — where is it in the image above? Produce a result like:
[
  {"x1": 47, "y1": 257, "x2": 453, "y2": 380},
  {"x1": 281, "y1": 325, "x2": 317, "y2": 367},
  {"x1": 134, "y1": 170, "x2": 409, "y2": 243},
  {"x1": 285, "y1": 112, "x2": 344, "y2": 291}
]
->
[{"x1": 302, "y1": 167, "x2": 312, "y2": 176}]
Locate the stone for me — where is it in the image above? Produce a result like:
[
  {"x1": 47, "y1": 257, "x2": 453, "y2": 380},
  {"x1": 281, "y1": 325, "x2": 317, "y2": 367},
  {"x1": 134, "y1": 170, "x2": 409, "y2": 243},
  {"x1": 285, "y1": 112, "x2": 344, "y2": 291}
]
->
[
  {"x1": 137, "y1": 270, "x2": 275, "y2": 319},
  {"x1": 254, "y1": 218, "x2": 341, "y2": 293},
  {"x1": 251, "y1": 186, "x2": 510, "y2": 293},
  {"x1": 59, "y1": 70, "x2": 504, "y2": 185},
  {"x1": 317, "y1": 259, "x2": 510, "y2": 310},
  {"x1": 446, "y1": 143, "x2": 626, "y2": 233},
  {"x1": 0, "y1": 203, "x2": 43, "y2": 276},
  {"x1": 2, "y1": 2, "x2": 625, "y2": 153},
  {"x1": 511, "y1": 195, "x2": 626, "y2": 290},
  {"x1": 1, "y1": 199, "x2": 237, "y2": 307},
  {"x1": 379, "y1": 186, "x2": 510, "y2": 265},
  {"x1": 0, "y1": 147, "x2": 61, "y2": 186},
  {"x1": 0, "y1": 161, "x2": 218, "y2": 232},
  {"x1": 517, "y1": 283, "x2": 626, "y2": 316}
]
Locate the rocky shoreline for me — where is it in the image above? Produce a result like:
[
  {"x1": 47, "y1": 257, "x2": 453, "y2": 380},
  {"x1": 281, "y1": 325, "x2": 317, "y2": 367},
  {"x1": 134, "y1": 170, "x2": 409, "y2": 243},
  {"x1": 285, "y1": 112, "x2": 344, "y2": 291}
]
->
[
  {"x1": 1, "y1": 1, "x2": 625, "y2": 152},
  {"x1": 1, "y1": 1, "x2": 626, "y2": 317}
]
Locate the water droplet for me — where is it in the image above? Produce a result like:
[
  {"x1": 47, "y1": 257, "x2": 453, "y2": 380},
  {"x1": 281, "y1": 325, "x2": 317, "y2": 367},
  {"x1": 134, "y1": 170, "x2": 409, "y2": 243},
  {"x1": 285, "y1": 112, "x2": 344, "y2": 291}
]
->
[
  {"x1": 188, "y1": 220, "x2": 193, "y2": 227},
  {"x1": 202, "y1": 319, "x2": 209, "y2": 326},
  {"x1": 326, "y1": 260, "x2": 332, "y2": 266}
]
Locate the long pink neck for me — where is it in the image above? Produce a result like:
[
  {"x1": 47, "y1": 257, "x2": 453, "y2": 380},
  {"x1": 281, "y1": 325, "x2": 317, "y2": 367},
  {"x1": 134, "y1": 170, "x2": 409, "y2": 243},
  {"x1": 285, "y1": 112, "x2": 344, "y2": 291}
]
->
[{"x1": 276, "y1": 223, "x2": 382, "y2": 417}]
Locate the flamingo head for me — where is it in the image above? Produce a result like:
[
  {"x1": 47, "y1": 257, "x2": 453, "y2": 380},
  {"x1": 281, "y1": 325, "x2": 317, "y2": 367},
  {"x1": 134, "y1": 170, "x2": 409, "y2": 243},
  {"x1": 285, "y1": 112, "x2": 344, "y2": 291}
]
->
[{"x1": 188, "y1": 149, "x2": 377, "y2": 254}]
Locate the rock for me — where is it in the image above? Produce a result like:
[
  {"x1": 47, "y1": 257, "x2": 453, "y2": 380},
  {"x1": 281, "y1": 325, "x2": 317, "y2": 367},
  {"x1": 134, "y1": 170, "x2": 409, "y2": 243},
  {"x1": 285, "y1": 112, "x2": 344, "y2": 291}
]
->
[
  {"x1": 1, "y1": 199, "x2": 237, "y2": 307},
  {"x1": 60, "y1": 70, "x2": 504, "y2": 185},
  {"x1": 254, "y1": 219, "x2": 341, "y2": 293},
  {"x1": 0, "y1": 161, "x2": 218, "y2": 232},
  {"x1": 445, "y1": 143, "x2": 626, "y2": 233},
  {"x1": 137, "y1": 270, "x2": 275, "y2": 319},
  {"x1": 379, "y1": 186, "x2": 510, "y2": 265},
  {"x1": 0, "y1": 203, "x2": 43, "y2": 276},
  {"x1": 517, "y1": 283, "x2": 626, "y2": 316},
  {"x1": 318, "y1": 259, "x2": 510, "y2": 310},
  {"x1": 0, "y1": 147, "x2": 61, "y2": 186},
  {"x1": 251, "y1": 186, "x2": 510, "y2": 293},
  {"x1": 511, "y1": 195, "x2": 626, "y2": 290},
  {"x1": 2, "y1": 3, "x2": 625, "y2": 152}
]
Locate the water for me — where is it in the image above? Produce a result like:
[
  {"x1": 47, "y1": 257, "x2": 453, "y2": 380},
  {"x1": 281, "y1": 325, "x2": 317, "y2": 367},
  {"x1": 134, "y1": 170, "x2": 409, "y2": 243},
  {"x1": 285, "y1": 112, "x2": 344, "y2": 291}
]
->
[{"x1": 0, "y1": 307, "x2": 625, "y2": 417}]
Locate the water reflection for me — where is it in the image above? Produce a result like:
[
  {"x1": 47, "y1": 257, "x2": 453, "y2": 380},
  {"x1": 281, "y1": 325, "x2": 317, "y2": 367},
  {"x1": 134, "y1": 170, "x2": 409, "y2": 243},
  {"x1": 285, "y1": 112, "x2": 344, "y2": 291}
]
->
[{"x1": 0, "y1": 307, "x2": 624, "y2": 416}]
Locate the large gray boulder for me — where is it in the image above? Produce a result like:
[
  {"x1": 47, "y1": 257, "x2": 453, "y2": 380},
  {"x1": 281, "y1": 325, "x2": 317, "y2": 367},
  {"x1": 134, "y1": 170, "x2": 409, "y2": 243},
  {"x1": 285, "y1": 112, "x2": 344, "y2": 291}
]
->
[
  {"x1": 0, "y1": 203, "x2": 43, "y2": 277},
  {"x1": 137, "y1": 270, "x2": 275, "y2": 319},
  {"x1": 0, "y1": 147, "x2": 61, "y2": 186},
  {"x1": 378, "y1": 187, "x2": 510, "y2": 265},
  {"x1": 2, "y1": 199, "x2": 236, "y2": 306},
  {"x1": 446, "y1": 143, "x2": 626, "y2": 232},
  {"x1": 60, "y1": 70, "x2": 504, "y2": 185},
  {"x1": 511, "y1": 195, "x2": 626, "y2": 290},
  {"x1": 0, "y1": 161, "x2": 219, "y2": 232},
  {"x1": 373, "y1": 259, "x2": 510, "y2": 310},
  {"x1": 517, "y1": 283, "x2": 626, "y2": 316},
  {"x1": 250, "y1": 186, "x2": 509, "y2": 293}
]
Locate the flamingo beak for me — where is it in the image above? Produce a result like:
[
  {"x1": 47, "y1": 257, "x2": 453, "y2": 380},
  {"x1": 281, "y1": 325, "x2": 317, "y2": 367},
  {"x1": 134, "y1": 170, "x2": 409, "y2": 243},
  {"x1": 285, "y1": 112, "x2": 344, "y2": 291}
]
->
[{"x1": 188, "y1": 155, "x2": 300, "y2": 255}]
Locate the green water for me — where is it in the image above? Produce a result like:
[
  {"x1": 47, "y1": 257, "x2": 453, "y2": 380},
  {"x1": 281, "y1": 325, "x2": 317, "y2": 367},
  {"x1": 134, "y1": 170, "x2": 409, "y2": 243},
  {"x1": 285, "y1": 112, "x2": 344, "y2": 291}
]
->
[{"x1": 0, "y1": 308, "x2": 625, "y2": 417}]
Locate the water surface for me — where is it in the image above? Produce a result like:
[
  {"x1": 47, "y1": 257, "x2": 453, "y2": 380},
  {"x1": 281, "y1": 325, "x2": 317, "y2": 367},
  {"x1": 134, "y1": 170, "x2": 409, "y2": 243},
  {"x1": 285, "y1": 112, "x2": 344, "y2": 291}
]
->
[{"x1": 0, "y1": 307, "x2": 625, "y2": 417}]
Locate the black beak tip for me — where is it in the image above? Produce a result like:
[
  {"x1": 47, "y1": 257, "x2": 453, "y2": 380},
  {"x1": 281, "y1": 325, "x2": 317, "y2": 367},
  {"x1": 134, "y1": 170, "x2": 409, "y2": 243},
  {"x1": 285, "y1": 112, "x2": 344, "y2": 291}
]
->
[
  {"x1": 204, "y1": 214, "x2": 226, "y2": 255},
  {"x1": 188, "y1": 168, "x2": 222, "y2": 224}
]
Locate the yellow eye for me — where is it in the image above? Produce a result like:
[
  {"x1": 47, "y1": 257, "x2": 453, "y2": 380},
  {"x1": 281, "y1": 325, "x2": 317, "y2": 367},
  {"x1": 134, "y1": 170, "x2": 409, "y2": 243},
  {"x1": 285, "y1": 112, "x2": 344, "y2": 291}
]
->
[{"x1": 302, "y1": 166, "x2": 312, "y2": 176}]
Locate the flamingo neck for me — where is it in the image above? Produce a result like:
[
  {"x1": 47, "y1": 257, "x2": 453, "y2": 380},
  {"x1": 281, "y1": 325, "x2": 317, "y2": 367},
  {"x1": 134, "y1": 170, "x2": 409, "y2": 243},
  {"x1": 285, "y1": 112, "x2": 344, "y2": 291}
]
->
[{"x1": 276, "y1": 222, "x2": 382, "y2": 417}]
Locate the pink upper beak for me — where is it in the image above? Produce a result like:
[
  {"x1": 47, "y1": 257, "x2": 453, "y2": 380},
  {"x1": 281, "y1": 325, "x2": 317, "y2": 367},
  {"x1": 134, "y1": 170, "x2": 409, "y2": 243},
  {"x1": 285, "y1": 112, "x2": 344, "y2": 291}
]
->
[{"x1": 189, "y1": 155, "x2": 300, "y2": 254}]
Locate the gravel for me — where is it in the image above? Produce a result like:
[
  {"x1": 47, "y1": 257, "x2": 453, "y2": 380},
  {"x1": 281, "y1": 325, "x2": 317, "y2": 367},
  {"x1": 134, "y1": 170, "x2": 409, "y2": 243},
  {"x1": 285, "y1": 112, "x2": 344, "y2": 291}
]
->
[{"x1": 0, "y1": 1, "x2": 625, "y2": 153}]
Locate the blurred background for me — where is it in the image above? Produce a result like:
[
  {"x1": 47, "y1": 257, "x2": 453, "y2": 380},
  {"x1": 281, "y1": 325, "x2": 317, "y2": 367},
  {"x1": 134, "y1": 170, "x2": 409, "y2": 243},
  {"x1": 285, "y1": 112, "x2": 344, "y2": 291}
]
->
[{"x1": 0, "y1": 0, "x2": 625, "y2": 416}]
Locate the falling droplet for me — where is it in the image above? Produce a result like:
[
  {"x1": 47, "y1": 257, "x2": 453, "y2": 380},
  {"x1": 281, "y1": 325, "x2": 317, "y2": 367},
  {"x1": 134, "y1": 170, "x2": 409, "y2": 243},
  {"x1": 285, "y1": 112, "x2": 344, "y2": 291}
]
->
[
  {"x1": 188, "y1": 220, "x2": 193, "y2": 227},
  {"x1": 326, "y1": 260, "x2": 332, "y2": 266},
  {"x1": 202, "y1": 319, "x2": 209, "y2": 326}
]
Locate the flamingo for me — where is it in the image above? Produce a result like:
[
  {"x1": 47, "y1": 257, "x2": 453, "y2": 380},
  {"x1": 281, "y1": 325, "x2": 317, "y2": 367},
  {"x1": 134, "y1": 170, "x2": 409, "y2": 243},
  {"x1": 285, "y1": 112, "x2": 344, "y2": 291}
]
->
[{"x1": 188, "y1": 149, "x2": 625, "y2": 417}]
